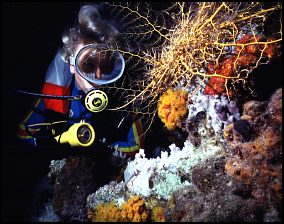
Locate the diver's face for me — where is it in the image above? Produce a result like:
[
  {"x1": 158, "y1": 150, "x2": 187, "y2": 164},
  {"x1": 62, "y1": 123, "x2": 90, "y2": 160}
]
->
[{"x1": 70, "y1": 43, "x2": 102, "y2": 93}]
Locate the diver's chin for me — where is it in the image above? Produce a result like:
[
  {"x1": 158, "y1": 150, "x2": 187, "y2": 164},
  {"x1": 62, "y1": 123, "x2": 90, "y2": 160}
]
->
[
  {"x1": 82, "y1": 88, "x2": 95, "y2": 94},
  {"x1": 81, "y1": 81, "x2": 100, "y2": 93},
  {"x1": 75, "y1": 73, "x2": 100, "y2": 93},
  {"x1": 80, "y1": 83, "x2": 98, "y2": 94}
]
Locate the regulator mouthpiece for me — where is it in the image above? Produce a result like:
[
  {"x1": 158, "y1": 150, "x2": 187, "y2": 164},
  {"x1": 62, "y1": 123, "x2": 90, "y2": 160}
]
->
[{"x1": 84, "y1": 89, "x2": 108, "y2": 112}]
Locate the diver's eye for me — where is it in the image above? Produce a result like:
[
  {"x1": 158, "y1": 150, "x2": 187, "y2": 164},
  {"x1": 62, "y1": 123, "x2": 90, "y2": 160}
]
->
[
  {"x1": 78, "y1": 53, "x2": 115, "y2": 75},
  {"x1": 82, "y1": 56, "x2": 99, "y2": 72},
  {"x1": 73, "y1": 44, "x2": 125, "y2": 85}
]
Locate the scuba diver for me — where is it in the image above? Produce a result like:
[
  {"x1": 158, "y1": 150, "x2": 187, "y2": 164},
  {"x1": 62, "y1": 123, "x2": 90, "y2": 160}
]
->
[{"x1": 16, "y1": 4, "x2": 144, "y2": 157}]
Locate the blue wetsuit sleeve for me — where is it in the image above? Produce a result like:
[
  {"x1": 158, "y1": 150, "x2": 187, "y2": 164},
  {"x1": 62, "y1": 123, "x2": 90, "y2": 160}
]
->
[
  {"x1": 16, "y1": 98, "x2": 47, "y2": 147},
  {"x1": 16, "y1": 48, "x2": 72, "y2": 147},
  {"x1": 111, "y1": 119, "x2": 144, "y2": 154}
]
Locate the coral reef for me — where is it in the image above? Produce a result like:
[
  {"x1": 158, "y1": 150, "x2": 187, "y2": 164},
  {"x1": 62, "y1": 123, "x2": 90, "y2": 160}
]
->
[
  {"x1": 88, "y1": 201, "x2": 120, "y2": 222},
  {"x1": 46, "y1": 90, "x2": 282, "y2": 223},
  {"x1": 164, "y1": 156, "x2": 281, "y2": 222},
  {"x1": 45, "y1": 88, "x2": 281, "y2": 223},
  {"x1": 124, "y1": 140, "x2": 224, "y2": 200},
  {"x1": 164, "y1": 178, "x2": 268, "y2": 222},
  {"x1": 191, "y1": 156, "x2": 229, "y2": 193},
  {"x1": 87, "y1": 195, "x2": 148, "y2": 222},
  {"x1": 7, "y1": 2, "x2": 281, "y2": 223},
  {"x1": 48, "y1": 152, "x2": 122, "y2": 222},
  {"x1": 85, "y1": 89, "x2": 281, "y2": 222},
  {"x1": 204, "y1": 34, "x2": 281, "y2": 97},
  {"x1": 157, "y1": 88, "x2": 188, "y2": 131},
  {"x1": 47, "y1": 159, "x2": 66, "y2": 180},
  {"x1": 50, "y1": 156, "x2": 99, "y2": 222},
  {"x1": 224, "y1": 88, "x2": 282, "y2": 204},
  {"x1": 87, "y1": 181, "x2": 167, "y2": 222},
  {"x1": 106, "y1": 2, "x2": 282, "y2": 130},
  {"x1": 119, "y1": 195, "x2": 148, "y2": 222},
  {"x1": 87, "y1": 181, "x2": 127, "y2": 210},
  {"x1": 181, "y1": 87, "x2": 240, "y2": 160},
  {"x1": 86, "y1": 138, "x2": 224, "y2": 213},
  {"x1": 186, "y1": 88, "x2": 240, "y2": 135},
  {"x1": 151, "y1": 206, "x2": 166, "y2": 222},
  {"x1": 41, "y1": 4, "x2": 281, "y2": 221}
]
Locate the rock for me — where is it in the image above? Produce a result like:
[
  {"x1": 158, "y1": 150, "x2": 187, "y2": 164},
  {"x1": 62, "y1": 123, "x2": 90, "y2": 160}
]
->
[{"x1": 51, "y1": 153, "x2": 115, "y2": 222}]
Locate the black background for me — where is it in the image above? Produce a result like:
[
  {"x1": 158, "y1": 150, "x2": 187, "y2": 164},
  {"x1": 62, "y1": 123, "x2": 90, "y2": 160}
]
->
[
  {"x1": 1, "y1": 2, "x2": 282, "y2": 222},
  {"x1": 1, "y1": 2, "x2": 81, "y2": 221}
]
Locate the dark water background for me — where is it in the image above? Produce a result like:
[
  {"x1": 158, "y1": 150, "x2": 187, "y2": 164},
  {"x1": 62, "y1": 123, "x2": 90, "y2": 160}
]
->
[
  {"x1": 1, "y1": 2, "x2": 282, "y2": 222},
  {"x1": 1, "y1": 3, "x2": 81, "y2": 221}
]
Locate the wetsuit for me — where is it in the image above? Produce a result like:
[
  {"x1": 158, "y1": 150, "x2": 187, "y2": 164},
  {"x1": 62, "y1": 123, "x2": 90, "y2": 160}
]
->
[{"x1": 16, "y1": 49, "x2": 143, "y2": 155}]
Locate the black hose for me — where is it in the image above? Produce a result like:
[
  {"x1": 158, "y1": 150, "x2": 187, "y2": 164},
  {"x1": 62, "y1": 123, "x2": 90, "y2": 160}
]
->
[{"x1": 13, "y1": 87, "x2": 82, "y2": 101}]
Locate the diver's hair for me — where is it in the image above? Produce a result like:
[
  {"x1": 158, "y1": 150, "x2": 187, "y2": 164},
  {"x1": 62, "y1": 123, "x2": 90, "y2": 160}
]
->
[{"x1": 60, "y1": 4, "x2": 119, "y2": 63}]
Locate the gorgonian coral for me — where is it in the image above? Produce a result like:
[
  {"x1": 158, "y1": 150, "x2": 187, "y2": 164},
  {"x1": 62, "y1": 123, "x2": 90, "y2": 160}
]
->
[
  {"x1": 101, "y1": 2, "x2": 282, "y2": 135},
  {"x1": 157, "y1": 88, "x2": 188, "y2": 131}
]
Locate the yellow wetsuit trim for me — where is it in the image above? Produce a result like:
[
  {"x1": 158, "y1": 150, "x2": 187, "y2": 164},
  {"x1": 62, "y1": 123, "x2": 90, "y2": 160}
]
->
[
  {"x1": 23, "y1": 98, "x2": 41, "y2": 123},
  {"x1": 119, "y1": 121, "x2": 141, "y2": 152}
]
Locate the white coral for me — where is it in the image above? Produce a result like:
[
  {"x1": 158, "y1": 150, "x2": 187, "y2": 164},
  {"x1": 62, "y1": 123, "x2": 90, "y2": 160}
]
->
[{"x1": 123, "y1": 139, "x2": 223, "y2": 200}]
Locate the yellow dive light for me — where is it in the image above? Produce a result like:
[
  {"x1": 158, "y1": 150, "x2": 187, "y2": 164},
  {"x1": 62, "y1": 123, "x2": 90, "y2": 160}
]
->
[{"x1": 55, "y1": 121, "x2": 95, "y2": 147}]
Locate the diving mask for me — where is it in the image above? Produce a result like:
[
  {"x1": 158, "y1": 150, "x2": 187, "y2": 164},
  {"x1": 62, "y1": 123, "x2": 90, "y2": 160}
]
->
[{"x1": 69, "y1": 44, "x2": 125, "y2": 85}]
